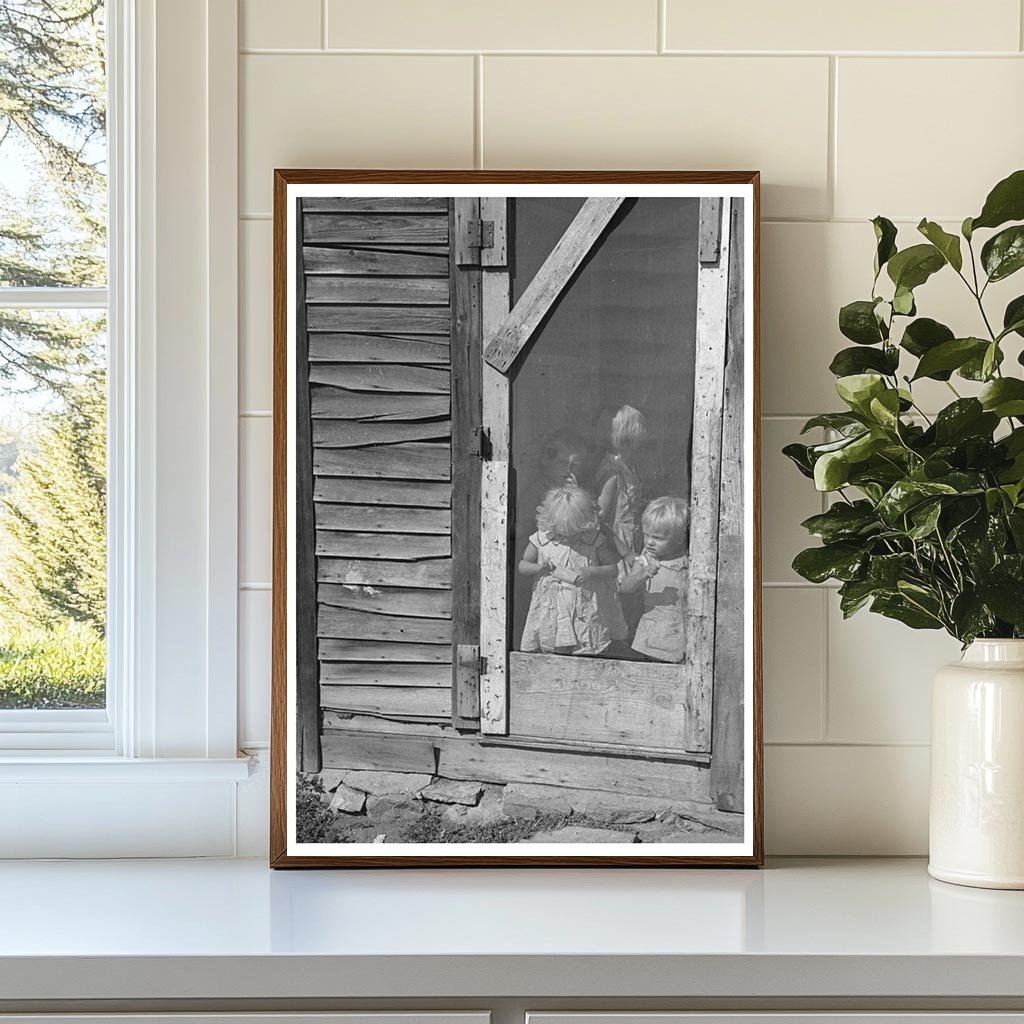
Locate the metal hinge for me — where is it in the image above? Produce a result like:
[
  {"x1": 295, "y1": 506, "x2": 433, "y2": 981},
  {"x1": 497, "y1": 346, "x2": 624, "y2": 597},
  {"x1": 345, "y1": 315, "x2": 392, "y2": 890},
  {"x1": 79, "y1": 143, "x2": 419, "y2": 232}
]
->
[
  {"x1": 470, "y1": 425, "x2": 493, "y2": 461},
  {"x1": 466, "y1": 219, "x2": 495, "y2": 250}
]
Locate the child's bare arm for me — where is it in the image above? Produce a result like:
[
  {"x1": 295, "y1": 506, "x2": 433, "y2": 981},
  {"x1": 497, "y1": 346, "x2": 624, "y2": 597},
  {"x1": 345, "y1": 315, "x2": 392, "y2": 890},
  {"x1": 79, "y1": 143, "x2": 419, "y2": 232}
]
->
[
  {"x1": 578, "y1": 538, "x2": 621, "y2": 582},
  {"x1": 518, "y1": 541, "x2": 550, "y2": 577}
]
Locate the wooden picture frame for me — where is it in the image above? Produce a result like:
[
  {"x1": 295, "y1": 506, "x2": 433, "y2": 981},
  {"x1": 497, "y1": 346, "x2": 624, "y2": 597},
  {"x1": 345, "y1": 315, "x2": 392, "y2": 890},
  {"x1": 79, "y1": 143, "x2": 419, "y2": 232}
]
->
[{"x1": 271, "y1": 170, "x2": 763, "y2": 867}]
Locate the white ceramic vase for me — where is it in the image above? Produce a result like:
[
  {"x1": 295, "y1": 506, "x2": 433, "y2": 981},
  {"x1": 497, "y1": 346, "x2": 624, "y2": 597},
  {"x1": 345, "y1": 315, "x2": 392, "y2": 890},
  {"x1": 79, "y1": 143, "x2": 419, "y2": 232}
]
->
[{"x1": 929, "y1": 639, "x2": 1024, "y2": 889}]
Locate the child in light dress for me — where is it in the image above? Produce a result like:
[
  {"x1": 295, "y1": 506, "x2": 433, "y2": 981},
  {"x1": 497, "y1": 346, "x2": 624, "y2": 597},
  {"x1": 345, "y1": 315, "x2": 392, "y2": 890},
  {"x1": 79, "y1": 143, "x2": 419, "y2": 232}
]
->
[
  {"x1": 518, "y1": 485, "x2": 627, "y2": 656},
  {"x1": 594, "y1": 405, "x2": 648, "y2": 561},
  {"x1": 619, "y1": 496, "x2": 689, "y2": 663}
]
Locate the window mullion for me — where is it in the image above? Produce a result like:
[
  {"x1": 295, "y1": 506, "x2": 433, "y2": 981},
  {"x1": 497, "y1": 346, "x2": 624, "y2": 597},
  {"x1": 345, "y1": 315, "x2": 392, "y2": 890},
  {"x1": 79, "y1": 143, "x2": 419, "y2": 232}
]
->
[{"x1": 0, "y1": 287, "x2": 108, "y2": 310}]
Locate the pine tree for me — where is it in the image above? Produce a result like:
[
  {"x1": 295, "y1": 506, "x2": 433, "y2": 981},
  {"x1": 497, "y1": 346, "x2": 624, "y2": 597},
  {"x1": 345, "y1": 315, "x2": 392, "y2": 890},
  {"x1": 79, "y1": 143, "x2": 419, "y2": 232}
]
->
[
  {"x1": 0, "y1": 0, "x2": 106, "y2": 392},
  {"x1": 0, "y1": 371, "x2": 105, "y2": 632}
]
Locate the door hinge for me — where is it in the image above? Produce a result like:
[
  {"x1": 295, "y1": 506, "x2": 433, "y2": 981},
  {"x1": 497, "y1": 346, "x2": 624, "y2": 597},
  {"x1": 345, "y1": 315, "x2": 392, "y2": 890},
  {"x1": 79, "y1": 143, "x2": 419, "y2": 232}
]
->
[
  {"x1": 470, "y1": 425, "x2": 493, "y2": 461},
  {"x1": 467, "y1": 219, "x2": 495, "y2": 250}
]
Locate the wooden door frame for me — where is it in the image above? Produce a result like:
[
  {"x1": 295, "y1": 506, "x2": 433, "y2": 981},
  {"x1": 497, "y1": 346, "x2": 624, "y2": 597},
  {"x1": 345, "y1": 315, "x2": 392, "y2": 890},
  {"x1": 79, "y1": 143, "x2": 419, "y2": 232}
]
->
[{"x1": 475, "y1": 195, "x2": 736, "y2": 756}]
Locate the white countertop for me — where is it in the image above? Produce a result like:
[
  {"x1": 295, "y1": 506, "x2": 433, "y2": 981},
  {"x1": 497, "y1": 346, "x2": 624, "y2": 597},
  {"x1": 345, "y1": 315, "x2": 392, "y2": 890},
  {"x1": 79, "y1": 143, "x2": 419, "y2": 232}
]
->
[{"x1": 3, "y1": 857, "x2": 1024, "y2": 1002}]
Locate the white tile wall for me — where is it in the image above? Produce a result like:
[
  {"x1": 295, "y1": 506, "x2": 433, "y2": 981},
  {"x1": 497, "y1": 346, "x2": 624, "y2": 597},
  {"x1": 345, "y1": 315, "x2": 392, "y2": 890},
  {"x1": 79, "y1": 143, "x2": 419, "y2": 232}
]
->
[{"x1": 236, "y1": 0, "x2": 1024, "y2": 853}]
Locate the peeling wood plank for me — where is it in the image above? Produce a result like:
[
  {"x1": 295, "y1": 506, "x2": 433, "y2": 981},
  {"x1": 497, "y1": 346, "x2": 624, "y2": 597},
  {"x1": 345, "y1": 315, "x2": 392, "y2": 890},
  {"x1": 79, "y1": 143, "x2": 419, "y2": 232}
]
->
[
  {"x1": 712, "y1": 196, "x2": 748, "y2": 813},
  {"x1": 306, "y1": 276, "x2": 449, "y2": 306},
  {"x1": 301, "y1": 197, "x2": 448, "y2": 214},
  {"x1": 480, "y1": 195, "x2": 508, "y2": 268},
  {"x1": 481, "y1": 202, "x2": 512, "y2": 460},
  {"x1": 318, "y1": 583, "x2": 452, "y2": 619},
  {"x1": 318, "y1": 556, "x2": 452, "y2": 589},
  {"x1": 313, "y1": 419, "x2": 451, "y2": 449},
  {"x1": 682, "y1": 195, "x2": 733, "y2": 754},
  {"x1": 454, "y1": 643, "x2": 481, "y2": 724},
  {"x1": 311, "y1": 387, "x2": 449, "y2": 421},
  {"x1": 315, "y1": 503, "x2": 451, "y2": 534},
  {"x1": 453, "y1": 196, "x2": 481, "y2": 266},
  {"x1": 308, "y1": 334, "x2": 449, "y2": 365},
  {"x1": 320, "y1": 663, "x2": 451, "y2": 687},
  {"x1": 309, "y1": 362, "x2": 450, "y2": 394},
  {"x1": 699, "y1": 197, "x2": 723, "y2": 264},
  {"x1": 303, "y1": 245, "x2": 448, "y2": 276},
  {"x1": 307, "y1": 305, "x2": 450, "y2": 335},
  {"x1": 320, "y1": 685, "x2": 452, "y2": 719},
  {"x1": 304, "y1": 213, "x2": 449, "y2": 245},
  {"x1": 318, "y1": 606, "x2": 452, "y2": 644},
  {"x1": 314, "y1": 477, "x2": 451, "y2": 507},
  {"x1": 507, "y1": 652, "x2": 688, "y2": 750},
  {"x1": 450, "y1": 199, "x2": 483, "y2": 730},
  {"x1": 483, "y1": 197, "x2": 625, "y2": 374},
  {"x1": 437, "y1": 735, "x2": 711, "y2": 803},
  {"x1": 316, "y1": 530, "x2": 451, "y2": 560},
  {"x1": 313, "y1": 442, "x2": 451, "y2": 481},
  {"x1": 320, "y1": 729, "x2": 439, "y2": 774},
  {"x1": 479, "y1": 460, "x2": 509, "y2": 736},
  {"x1": 323, "y1": 712, "x2": 451, "y2": 736},
  {"x1": 319, "y1": 638, "x2": 450, "y2": 663}
]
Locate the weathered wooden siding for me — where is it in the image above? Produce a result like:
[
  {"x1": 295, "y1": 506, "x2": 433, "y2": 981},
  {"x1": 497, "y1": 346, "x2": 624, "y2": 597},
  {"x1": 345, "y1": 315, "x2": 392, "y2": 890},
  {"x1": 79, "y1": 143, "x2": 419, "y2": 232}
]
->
[{"x1": 299, "y1": 198, "x2": 453, "y2": 731}]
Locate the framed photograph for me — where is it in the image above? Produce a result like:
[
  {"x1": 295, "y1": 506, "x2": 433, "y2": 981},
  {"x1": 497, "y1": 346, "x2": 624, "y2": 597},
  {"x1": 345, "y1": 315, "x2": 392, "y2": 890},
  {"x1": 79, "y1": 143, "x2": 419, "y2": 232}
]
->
[{"x1": 270, "y1": 171, "x2": 762, "y2": 866}]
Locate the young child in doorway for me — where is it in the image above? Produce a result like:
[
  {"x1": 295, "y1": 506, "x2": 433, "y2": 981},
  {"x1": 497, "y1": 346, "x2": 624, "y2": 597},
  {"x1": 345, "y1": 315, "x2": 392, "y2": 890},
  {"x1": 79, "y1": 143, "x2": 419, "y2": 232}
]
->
[
  {"x1": 518, "y1": 484, "x2": 627, "y2": 656},
  {"x1": 594, "y1": 405, "x2": 648, "y2": 561},
  {"x1": 619, "y1": 496, "x2": 689, "y2": 663}
]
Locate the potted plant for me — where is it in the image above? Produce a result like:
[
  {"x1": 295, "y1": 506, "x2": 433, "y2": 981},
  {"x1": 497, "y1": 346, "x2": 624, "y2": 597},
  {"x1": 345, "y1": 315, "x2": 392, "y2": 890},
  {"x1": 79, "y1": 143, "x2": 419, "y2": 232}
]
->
[{"x1": 785, "y1": 169, "x2": 1024, "y2": 889}]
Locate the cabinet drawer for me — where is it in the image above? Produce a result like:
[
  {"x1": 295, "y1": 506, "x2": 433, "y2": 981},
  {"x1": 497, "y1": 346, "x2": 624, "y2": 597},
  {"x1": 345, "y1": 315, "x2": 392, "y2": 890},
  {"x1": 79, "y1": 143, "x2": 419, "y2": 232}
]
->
[
  {"x1": 528, "y1": 1016, "x2": 1024, "y2": 1024},
  {"x1": 0, "y1": 1016, "x2": 490, "y2": 1024}
]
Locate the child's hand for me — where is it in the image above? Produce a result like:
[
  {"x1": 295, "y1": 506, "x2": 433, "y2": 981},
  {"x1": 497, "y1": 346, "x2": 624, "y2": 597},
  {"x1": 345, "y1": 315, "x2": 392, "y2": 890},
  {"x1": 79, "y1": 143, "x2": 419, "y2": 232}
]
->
[
  {"x1": 552, "y1": 566, "x2": 581, "y2": 584},
  {"x1": 640, "y1": 558, "x2": 660, "y2": 579}
]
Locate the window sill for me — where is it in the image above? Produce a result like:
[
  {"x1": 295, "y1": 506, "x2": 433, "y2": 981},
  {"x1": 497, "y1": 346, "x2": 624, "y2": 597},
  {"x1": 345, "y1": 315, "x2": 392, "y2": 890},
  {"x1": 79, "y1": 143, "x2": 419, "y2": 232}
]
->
[{"x1": 0, "y1": 754, "x2": 252, "y2": 782}]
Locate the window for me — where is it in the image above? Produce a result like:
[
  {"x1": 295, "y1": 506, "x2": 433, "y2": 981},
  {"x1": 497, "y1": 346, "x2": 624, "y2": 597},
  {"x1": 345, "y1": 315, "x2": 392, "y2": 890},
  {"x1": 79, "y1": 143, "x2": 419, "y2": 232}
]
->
[{"x1": 0, "y1": 1, "x2": 109, "y2": 737}]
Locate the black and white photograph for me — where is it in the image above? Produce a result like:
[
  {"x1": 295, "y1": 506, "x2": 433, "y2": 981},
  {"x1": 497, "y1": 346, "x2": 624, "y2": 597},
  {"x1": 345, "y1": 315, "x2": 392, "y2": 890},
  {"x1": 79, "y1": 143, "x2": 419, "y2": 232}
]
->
[{"x1": 272, "y1": 173, "x2": 762, "y2": 866}]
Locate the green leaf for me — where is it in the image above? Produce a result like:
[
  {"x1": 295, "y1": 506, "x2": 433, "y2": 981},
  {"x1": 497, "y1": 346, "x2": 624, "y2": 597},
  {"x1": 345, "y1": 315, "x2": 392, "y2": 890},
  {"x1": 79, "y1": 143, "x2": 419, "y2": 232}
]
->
[
  {"x1": 868, "y1": 553, "x2": 915, "y2": 587},
  {"x1": 887, "y1": 243, "x2": 946, "y2": 291},
  {"x1": 962, "y1": 216, "x2": 974, "y2": 241},
  {"x1": 838, "y1": 579, "x2": 883, "y2": 618},
  {"x1": 976, "y1": 578, "x2": 1024, "y2": 629},
  {"x1": 792, "y1": 543, "x2": 866, "y2": 584},
  {"x1": 908, "y1": 500, "x2": 942, "y2": 539},
  {"x1": 835, "y1": 373, "x2": 886, "y2": 413},
  {"x1": 980, "y1": 378, "x2": 1024, "y2": 418},
  {"x1": 814, "y1": 451, "x2": 850, "y2": 491},
  {"x1": 981, "y1": 225, "x2": 1024, "y2": 282},
  {"x1": 1003, "y1": 295, "x2": 1024, "y2": 340},
  {"x1": 839, "y1": 299, "x2": 886, "y2": 345},
  {"x1": 911, "y1": 337, "x2": 987, "y2": 380},
  {"x1": 868, "y1": 389, "x2": 901, "y2": 430},
  {"x1": 934, "y1": 399, "x2": 998, "y2": 444},
  {"x1": 800, "y1": 501, "x2": 878, "y2": 543},
  {"x1": 971, "y1": 169, "x2": 1024, "y2": 232},
  {"x1": 950, "y1": 593, "x2": 995, "y2": 644},
  {"x1": 892, "y1": 286, "x2": 916, "y2": 316},
  {"x1": 900, "y1": 317, "x2": 955, "y2": 363},
  {"x1": 871, "y1": 594, "x2": 943, "y2": 630},
  {"x1": 829, "y1": 345, "x2": 899, "y2": 378},
  {"x1": 800, "y1": 412, "x2": 865, "y2": 435},
  {"x1": 982, "y1": 341, "x2": 1001, "y2": 381},
  {"x1": 872, "y1": 215, "x2": 898, "y2": 277},
  {"x1": 917, "y1": 218, "x2": 963, "y2": 272},
  {"x1": 960, "y1": 344, "x2": 1004, "y2": 380},
  {"x1": 782, "y1": 442, "x2": 814, "y2": 479},
  {"x1": 877, "y1": 479, "x2": 958, "y2": 524}
]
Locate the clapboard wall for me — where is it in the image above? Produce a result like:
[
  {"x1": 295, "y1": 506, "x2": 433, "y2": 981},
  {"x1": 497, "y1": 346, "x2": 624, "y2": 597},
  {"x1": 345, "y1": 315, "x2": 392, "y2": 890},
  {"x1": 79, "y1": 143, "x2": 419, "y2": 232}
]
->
[{"x1": 297, "y1": 197, "x2": 454, "y2": 741}]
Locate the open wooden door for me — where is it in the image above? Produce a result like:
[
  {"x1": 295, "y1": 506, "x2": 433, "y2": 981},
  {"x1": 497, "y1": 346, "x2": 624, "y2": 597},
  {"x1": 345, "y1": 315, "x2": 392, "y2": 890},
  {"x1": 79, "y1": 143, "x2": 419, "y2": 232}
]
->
[{"x1": 456, "y1": 195, "x2": 741, "y2": 765}]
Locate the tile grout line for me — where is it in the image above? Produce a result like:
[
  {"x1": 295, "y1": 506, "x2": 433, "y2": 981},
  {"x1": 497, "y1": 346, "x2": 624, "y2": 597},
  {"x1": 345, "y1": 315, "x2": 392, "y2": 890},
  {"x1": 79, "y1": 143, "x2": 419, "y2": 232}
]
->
[
  {"x1": 827, "y1": 55, "x2": 838, "y2": 220},
  {"x1": 474, "y1": 54, "x2": 484, "y2": 169},
  {"x1": 657, "y1": 0, "x2": 666, "y2": 54},
  {"x1": 820, "y1": 587, "x2": 831, "y2": 743},
  {"x1": 237, "y1": 47, "x2": 1024, "y2": 57},
  {"x1": 321, "y1": 0, "x2": 328, "y2": 50},
  {"x1": 1021, "y1": 0, "x2": 1024, "y2": 51}
]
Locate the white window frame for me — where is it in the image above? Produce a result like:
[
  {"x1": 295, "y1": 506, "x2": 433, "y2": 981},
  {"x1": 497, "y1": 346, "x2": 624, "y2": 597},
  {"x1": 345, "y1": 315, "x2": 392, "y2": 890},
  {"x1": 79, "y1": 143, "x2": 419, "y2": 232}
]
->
[{"x1": 0, "y1": 0, "x2": 250, "y2": 857}]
